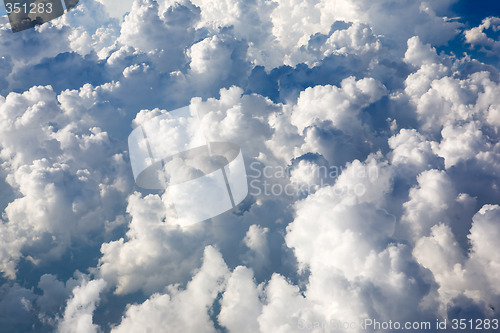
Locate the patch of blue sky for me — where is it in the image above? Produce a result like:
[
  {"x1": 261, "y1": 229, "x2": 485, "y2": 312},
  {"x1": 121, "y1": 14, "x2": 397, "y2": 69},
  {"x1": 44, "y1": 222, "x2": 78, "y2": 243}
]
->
[{"x1": 438, "y1": 0, "x2": 500, "y2": 67}]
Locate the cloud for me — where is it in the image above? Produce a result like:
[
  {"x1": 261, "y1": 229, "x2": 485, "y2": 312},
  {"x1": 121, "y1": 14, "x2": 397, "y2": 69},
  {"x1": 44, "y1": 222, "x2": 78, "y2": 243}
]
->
[
  {"x1": 0, "y1": 0, "x2": 499, "y2": 331},
  {"x1": 98, "y1": 192, "x2": 208, "y2": 295},
  {"x1": 388, "y1": 128, "x2": 442, "y2": 174},
  {"x1": 242, "y1": 224, "x2": 271, "y2": 272},
  {"x1": 110, "y1": 246, "x2": 229, "y2": 333},
  {"x1": 292, "y1": 77, "x2": 387, "y2": 135},
  {"x1": 0, "y1": 283, "x2": 37, "y2": 332},
  {"x1": 290, "y1": 77, "x2": 387, "y2": 167},
  {"x1": 413, "y1": 205, "x2": 500, "y2": 318},
  {"x1": 218, "y1": 266, "x2": 262, "y2": 333},
  {"x1": 0, "y1": 84, "x2": 131, "y2": 281},
  {"x1": 57, "y1": 278, "x2": 107, "y2": 333},
  {"x1": 464, "y1": 16, "x2": 500, "y2": 56},
  {"x1": 400, "y1": 169, "x2": 457, "y2": 240},
  {"x1": 95, "y1": 0, "x2": 134, "y2": 20}
]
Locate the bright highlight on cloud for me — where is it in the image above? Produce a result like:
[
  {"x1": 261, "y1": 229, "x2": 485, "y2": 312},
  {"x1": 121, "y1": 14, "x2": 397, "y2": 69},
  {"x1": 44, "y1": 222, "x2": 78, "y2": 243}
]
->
[{"x1": 0, "y1": 0, "x2": 499, "y2": 332}]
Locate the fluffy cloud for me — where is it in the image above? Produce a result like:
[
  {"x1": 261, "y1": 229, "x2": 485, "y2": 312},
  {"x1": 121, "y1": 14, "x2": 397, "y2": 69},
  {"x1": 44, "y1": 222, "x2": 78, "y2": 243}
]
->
[
  {"x1": 0, "y1": 283, "x2": 37, "y2": 332},
  {"x1": 218, "y1": 266, "x2": 262, "y2": 333},
  {"x1": 0, "y1": 83, "x2": 131, "y2": 281},
  {"x1": 95, "y1": 0, "x2": 135, "y2": 19},
  {"x1": 98, "y1": 192, "x2": 209, "y2": 295},
  {"x1": 57, "y1": 278, "x2": 107, "y2": 333},
  {"x1": 413, "y1": 205, "x2": 500, "y2": 317},
  {"x1": 465, "y1": 17, "x2": 500, "y2": 56},
  {"x1": 110, "y1": 246, "x2": 229, "y2": 333},
  {"x1": 0, "y1": 0, "x2": 499, "y2": 331},
  {"x1": 388, "y1": 128, "x2": 441, "y2": 174}
]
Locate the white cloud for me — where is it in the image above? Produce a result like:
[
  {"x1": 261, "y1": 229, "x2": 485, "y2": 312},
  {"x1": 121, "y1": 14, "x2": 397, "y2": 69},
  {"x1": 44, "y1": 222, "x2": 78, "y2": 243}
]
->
[
  {"x1": 218, "y1": 266, "x2": 262, "y2": 333},
  {"x1": 98, "y1": 192, "x2": 212, "y2": 295},
  {"x1": 413, "y1": 205, "x2": 500, "y2": 317},
  {"x1": 433, "y1": 121, "x2": 487, "y2": 168},
  {"x1": 111, "y1": 246, "x2": 229, "y2": 333},
  {"x1": 404, "y1": 36, "x2": 439, "y2": 68},
  {"x1": 257, "y1": 274, "x2": 310, "y2": 333},
  {"x1": 0, "y1": 0, "x2": 499, "y2": 331},
  {"x1": 292, "y1": 77, "x2": 386, "y2": 135},
  {"x1": 37, "y1": 274, "x2": 76, "y2": 315},
  {"x1": 119, "y1": 0, "x2": 198, "y2": 55},
  {"x1": 464, "y1": 17, "x2": 500, "y2": 56},
  {"x1": 57, "y1": 279, "x2": 107, "y2": 333},
  {"x1": 400, "y1": 169, "x2": 456, "y2": 240},
  {"x1": 96, "y1": 0, "x2": 135, "y2": 20},
  {"x1": 286, "y1": 156, "x2": 395, "y2": 276},
  {"x1": 187, "y1": 34, "x2": 249, "y2": 87},
  {"x1": 388, "y1": 128, "x2": 440, "y2": 174},
  {"x1": 242, "y1": 224, "x2": 271, "y2": 271},
  {"x1": 468, "y1": 205, "x2": 500, "y2": 295}
]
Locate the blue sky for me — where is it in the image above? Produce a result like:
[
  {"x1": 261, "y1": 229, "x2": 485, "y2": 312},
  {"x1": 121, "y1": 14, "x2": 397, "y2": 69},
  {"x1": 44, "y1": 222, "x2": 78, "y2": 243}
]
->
[
  {"x1": 0, "y1": 0, "x2": 499, "y2": 332},
  {"x1": 452, "y1": 0, "x2": 500, "y2": 26}
]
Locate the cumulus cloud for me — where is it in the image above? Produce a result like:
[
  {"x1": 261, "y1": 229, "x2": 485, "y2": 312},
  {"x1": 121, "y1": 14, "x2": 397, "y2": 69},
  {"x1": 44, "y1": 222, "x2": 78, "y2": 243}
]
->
[
  {"x1": 98, "y1": 192, "x2": 209, "y2": 295},
  {"x1": 413, "y1": 205, "x2": 500, "y2": 318},
  {"x1": 57, "y1": 278, "x2": 107, "y2": 333},
  {"x1": 218, "y1": 266, "x2": 262, "y2": 333},
  {"x1": 95, "y1": 0, "x2": 134, "y2": 20},
  {"x1": 0, "y1": 283, "x2": 37, "y2": 332},
  {"x1": 465, "y1": 17, "x2": 500, "y2": 56},
  {"x1": 0, "y1": 0, "x2": 499, "y2": 331},
  {"x1": 110, "y1": 246, "x2": 229, "y2": 333}
]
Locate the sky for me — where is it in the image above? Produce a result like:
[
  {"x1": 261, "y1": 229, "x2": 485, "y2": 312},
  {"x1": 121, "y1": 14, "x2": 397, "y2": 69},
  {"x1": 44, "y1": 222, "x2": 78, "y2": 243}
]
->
[{"x1": 0, "y1": 0, "x2": 499, "y2": 332}]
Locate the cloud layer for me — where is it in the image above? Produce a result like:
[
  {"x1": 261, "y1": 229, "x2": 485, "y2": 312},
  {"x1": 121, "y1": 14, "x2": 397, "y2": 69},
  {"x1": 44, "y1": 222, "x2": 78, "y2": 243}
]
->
[{"x1": 0, "y1": 0, "x2": 499, "y2": 332}]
